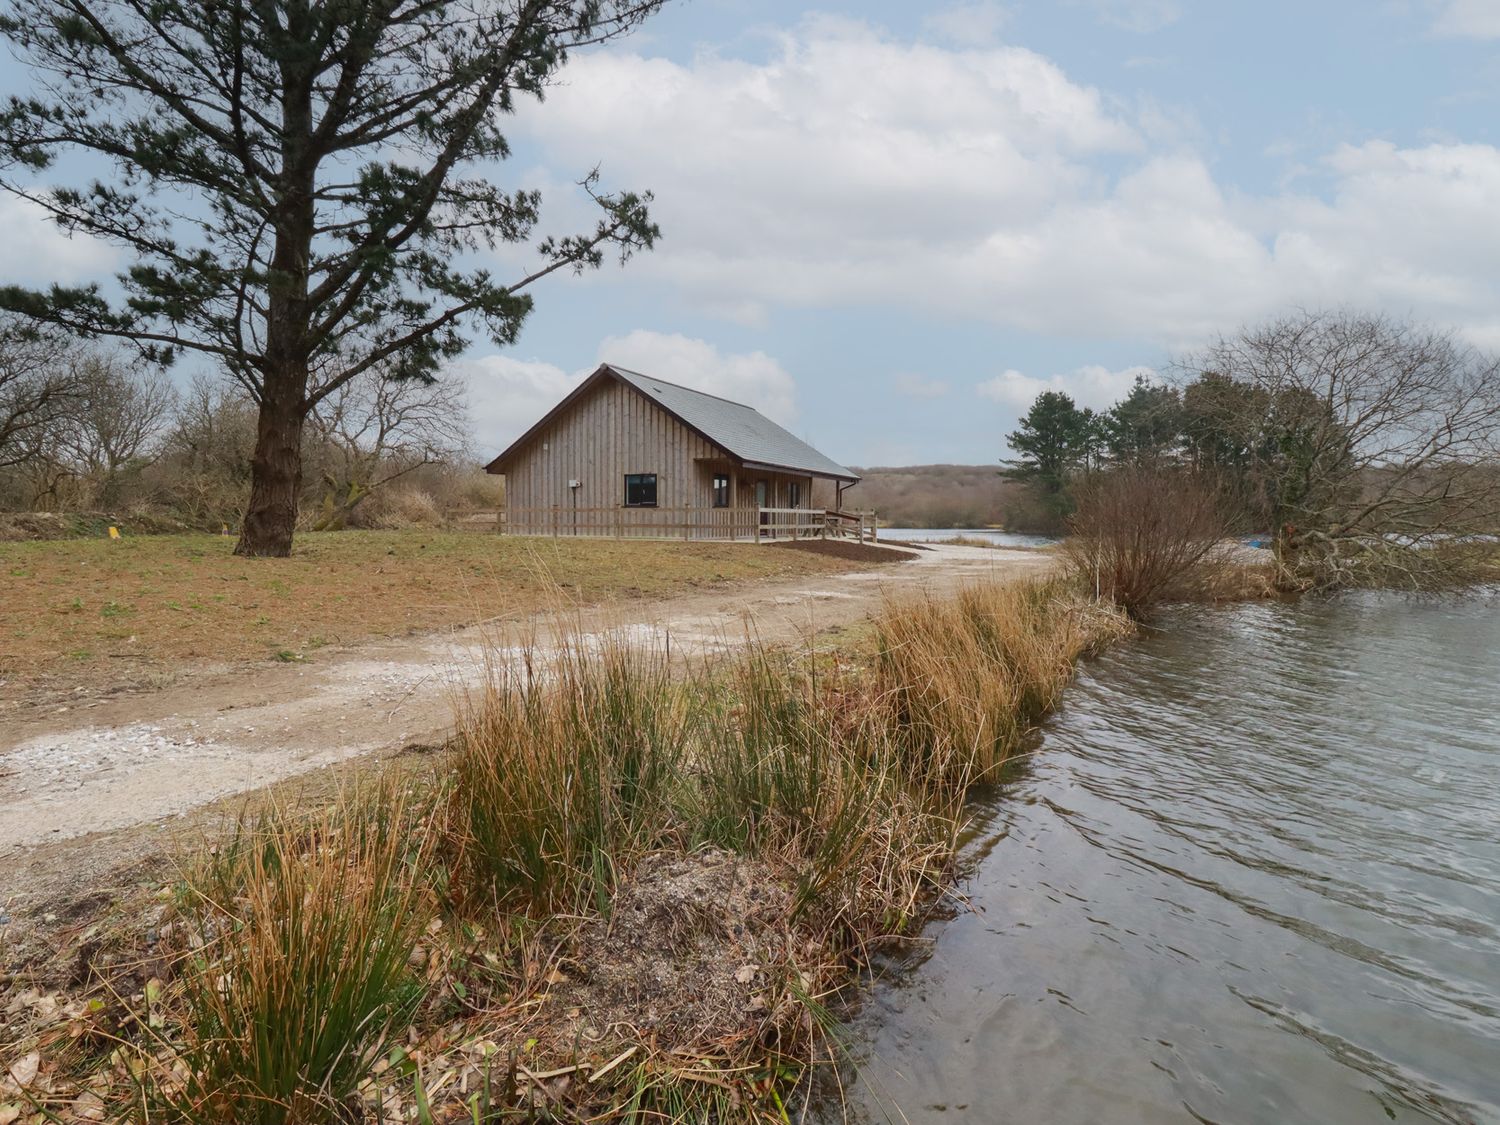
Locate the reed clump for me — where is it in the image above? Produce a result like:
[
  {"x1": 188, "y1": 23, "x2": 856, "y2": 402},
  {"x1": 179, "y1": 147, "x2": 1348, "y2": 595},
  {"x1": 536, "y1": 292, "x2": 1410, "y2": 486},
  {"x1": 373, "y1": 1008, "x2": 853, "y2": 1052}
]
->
[
  {"x1": 148, "y1": 787, "x2": 436, "y2": 1123},
  {"x1": 448, "y1": 632, "x2": 689, "y2": 916},
  {"x1": 24, "y1": 579, "x2": 1129, "y2": 1124},
  {"x1": 874, "y1": 578, "x2": 1130, "y2": 787}
]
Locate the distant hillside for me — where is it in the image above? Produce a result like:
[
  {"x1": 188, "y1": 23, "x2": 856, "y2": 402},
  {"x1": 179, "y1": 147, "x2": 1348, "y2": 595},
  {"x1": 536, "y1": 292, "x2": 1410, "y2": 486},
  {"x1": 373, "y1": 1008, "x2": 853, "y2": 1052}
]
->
[{"x1": 817, "y1": 464, "x2": 1045, "y2": 530}]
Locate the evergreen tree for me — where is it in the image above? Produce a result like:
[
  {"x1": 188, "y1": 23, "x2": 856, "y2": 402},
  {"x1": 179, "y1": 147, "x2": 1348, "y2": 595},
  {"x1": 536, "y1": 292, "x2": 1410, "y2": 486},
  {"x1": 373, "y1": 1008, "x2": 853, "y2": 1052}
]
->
[
  {"x1": 1103, "y1": 374, "x2": 1183, "y2": 464},
  {"x1": 1005, "y1": 390, "x2": 1093, "y2": 504}
]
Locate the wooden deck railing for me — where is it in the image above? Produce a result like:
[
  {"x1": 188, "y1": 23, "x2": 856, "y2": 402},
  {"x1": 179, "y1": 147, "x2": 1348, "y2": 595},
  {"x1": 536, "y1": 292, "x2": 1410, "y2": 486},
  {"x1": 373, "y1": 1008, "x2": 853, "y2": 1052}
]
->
[{"x1": 465, "y1": 505, "x2": 877, "y2": 542}]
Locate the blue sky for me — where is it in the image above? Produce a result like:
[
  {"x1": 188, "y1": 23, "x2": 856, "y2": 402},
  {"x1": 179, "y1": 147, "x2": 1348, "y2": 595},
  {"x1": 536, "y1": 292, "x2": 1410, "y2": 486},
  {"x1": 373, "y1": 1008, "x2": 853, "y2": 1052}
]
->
[{"x1": 7, "y1": 0, "x2": 1500, "y2": 467}]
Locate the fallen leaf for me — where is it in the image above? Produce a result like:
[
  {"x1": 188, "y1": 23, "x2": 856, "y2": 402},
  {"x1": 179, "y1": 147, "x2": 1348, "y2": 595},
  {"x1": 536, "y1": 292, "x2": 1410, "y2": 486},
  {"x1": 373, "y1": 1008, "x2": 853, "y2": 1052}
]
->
[{"x1": 7, "y1": 1053, "x2": 38, "y2": 1088}]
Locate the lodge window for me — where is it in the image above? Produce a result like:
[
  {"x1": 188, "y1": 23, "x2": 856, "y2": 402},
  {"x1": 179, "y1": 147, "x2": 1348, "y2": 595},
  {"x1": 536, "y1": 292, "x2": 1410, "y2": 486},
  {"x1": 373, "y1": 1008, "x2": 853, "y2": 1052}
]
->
[
  {"x1": 712, "y1": 474, "x2": 730, "y2": 508},
  {"x1": 624, "y1": 473, "x2": 658, "y2": 507},
  {"x1": 788, "y1": 481, "x2": 802, "y2": 508}
]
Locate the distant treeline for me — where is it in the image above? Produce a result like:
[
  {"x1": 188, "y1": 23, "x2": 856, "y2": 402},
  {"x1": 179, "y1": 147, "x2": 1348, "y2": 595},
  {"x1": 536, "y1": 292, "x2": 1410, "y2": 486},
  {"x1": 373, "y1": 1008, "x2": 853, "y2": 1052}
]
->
[{"x1": 827, "y1": 465, "x2": 1045, "y2": 531}]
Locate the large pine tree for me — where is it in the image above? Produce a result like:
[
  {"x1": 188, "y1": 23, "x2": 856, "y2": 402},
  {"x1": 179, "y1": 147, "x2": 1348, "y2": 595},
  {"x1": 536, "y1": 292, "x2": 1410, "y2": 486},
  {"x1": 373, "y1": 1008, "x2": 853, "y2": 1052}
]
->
[{"x1": 0, "y1": 0, "x2": 664, "y2": 555}]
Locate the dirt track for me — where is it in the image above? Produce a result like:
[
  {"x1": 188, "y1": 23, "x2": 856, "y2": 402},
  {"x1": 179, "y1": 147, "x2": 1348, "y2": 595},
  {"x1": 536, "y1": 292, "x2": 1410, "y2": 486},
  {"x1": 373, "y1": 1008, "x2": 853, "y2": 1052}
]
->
[{"x1": 0, "y1": 543, "x2": 1049, "y2": 940}]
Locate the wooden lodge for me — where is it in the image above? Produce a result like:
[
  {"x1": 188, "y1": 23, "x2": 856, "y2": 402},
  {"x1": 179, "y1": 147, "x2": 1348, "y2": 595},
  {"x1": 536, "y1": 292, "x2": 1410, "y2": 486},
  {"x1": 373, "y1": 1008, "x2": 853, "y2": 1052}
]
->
[{"x1": 484, "y1": 363, "x2": 872, "y2": 541}]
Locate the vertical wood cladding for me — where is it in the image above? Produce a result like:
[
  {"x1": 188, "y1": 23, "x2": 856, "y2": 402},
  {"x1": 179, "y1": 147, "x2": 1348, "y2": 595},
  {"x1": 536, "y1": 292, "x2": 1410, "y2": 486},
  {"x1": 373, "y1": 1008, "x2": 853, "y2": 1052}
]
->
[{"x1": 501, "y1": 376, "x2": 727, "y2": 510}]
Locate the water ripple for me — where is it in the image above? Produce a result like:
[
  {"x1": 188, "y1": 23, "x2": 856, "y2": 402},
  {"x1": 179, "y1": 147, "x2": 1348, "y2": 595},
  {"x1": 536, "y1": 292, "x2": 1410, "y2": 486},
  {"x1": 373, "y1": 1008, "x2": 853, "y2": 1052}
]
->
[{"x1": 834, "y1": 593, "x2": 1500, "y2": 1125}]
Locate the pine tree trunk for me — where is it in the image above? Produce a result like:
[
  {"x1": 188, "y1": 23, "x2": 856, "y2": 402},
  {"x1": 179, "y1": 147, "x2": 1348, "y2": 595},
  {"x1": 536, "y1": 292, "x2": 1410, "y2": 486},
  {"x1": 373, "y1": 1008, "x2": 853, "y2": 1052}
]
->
[
  {"x1": 235, "y1": 379, "x2": 305, "y2": 557},
  {"x1": 234, "y1": 57, "x2": 316, "y2": 559}
]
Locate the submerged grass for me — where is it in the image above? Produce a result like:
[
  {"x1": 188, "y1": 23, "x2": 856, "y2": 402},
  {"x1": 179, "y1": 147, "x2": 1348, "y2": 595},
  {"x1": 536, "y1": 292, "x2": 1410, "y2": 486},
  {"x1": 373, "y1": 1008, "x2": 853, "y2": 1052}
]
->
[{"x1": 13, "y1": 577, "x2": 1130, "y2": 1124}]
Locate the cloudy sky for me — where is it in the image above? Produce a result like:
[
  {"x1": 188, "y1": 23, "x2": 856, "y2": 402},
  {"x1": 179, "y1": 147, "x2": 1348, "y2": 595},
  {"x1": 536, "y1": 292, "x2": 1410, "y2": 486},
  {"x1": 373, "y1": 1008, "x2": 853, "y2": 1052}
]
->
[{"x1": 9, "y1": 0, "x2": 1500, "y2": 467}]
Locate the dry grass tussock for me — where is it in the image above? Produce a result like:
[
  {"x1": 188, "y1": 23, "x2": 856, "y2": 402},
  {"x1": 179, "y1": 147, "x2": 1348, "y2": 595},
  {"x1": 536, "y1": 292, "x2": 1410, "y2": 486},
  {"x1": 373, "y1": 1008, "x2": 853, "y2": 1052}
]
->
[{"x1": 5, "y1": 578, "x2": 1129, "y2": 1124}]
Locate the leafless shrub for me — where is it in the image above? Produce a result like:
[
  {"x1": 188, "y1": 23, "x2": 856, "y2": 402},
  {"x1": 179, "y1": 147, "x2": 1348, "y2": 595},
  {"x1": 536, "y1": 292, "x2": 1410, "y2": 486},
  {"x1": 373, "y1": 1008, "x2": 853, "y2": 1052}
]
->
[
  {"x1": 1184, "y1": 310, "x2": 1500, "y2": 590},
  {"x1": 1064, "y1": 466, "x2": 1235, "y2": 618},
  {"x1": 305, "y1": 366, "x2": 471, "y2": 531}
]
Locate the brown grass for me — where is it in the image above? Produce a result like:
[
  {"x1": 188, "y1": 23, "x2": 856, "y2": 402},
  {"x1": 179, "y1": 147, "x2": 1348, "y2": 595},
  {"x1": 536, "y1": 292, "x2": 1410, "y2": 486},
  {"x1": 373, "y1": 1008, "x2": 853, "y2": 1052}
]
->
[
  {"x1": 874, "y1": 579, "x2": 1132, "y2": 787},
  {"x1": 7, "y1": 578, "x2": 1131, "y2": 1124},
  {"x1": 0, "y1": 530, "x2": 860, "y2": 688}
]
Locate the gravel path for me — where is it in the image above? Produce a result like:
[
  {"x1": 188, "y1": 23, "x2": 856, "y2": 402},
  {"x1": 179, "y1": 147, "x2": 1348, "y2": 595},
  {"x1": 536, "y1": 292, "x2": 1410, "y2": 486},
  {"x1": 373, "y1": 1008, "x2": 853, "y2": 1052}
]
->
[{"x1": 0, "y1": 544, "x2": 1049, "y2": 897}]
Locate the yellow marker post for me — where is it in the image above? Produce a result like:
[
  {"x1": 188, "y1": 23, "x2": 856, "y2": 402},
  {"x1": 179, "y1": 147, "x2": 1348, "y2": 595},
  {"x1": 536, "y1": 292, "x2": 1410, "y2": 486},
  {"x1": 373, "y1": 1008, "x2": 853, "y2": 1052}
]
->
[{"x1": 107, "y1": 526, "x2": 120, "y2": 540}]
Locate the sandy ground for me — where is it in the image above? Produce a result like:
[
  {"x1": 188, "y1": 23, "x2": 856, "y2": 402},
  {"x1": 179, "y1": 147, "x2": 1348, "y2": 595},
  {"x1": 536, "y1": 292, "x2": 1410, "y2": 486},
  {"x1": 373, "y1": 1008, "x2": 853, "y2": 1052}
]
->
[{"x1": 0, "y1": 543, "x2": 1049, "y2": 946}]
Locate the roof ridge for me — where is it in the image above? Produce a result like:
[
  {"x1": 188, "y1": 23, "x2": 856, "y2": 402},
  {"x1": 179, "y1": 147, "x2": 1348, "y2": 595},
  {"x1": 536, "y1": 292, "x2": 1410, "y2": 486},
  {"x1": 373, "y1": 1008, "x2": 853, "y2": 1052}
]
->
[{"x1": 604, "y1": 364, "x2": 757, "y2": 410}]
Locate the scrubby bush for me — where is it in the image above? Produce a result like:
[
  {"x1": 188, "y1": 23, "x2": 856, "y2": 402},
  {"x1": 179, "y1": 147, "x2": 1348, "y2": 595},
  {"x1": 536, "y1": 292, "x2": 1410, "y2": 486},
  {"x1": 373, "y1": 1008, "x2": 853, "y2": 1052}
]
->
[{"x1": 1064, "y1": 465, "x2": 1234, "y2": 618}]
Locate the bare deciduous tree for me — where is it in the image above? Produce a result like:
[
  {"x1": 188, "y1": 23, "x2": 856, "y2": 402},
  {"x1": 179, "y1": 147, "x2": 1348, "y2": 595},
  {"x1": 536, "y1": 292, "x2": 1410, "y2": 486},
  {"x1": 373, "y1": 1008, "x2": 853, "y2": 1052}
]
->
[
  {"x1": 0, "y1": 315, "x2": 80, "y2": 470},
  {"x1": 306, "y1": 368, "x2": 470, "y2": 529},
  {"x1": 1187, "y1": 311, "x2": 1500, "y2": 589},
  {"x1": 154, "y1": 375, "x2": 259, "y2": 527},
  {"x1": 58, "y1": 354, "x2": 178, "y2": 507}
]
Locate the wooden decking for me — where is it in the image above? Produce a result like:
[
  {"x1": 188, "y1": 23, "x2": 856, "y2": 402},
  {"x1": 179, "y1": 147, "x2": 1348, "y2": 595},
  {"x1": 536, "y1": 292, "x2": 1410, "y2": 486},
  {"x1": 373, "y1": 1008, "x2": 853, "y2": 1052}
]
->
[{"x1": 472, "y1": 506, "x2": 877, "y2": 543}]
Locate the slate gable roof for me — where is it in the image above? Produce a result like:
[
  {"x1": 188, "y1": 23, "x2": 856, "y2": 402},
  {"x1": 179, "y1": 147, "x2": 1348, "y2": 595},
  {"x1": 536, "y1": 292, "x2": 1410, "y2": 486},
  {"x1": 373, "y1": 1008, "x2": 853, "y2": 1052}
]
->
[{"x1": 485, "y1": 363, "x2": 860, "y2": 482}]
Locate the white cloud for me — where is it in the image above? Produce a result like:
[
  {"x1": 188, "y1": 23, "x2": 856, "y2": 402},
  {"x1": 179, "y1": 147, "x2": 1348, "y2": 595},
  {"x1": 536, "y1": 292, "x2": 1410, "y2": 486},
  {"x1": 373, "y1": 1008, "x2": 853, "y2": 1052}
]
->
[
  {"x1": 1266, "y1": 141, "x2": 1500, "y2": 347},
  {"x1": 977, "y1": 364, "x2": 1156, "y2": 412},
  {"x1": 510, "y1": 18, "x2": 1500, "y2": 349},
  {"x1": 518, "y1": 18, "x2": 1140, "y2": 318},
  {"x1": 460, "y1": 355, "x2": 589, "y2": 451},
  {"x1": 462, "y1": 331, "x2": 800, "y2": 451},
  {"x1": 0, "y1": 195, "x2": 117, "y2": 284},
  {"x1": 1431, "y1": 0, "x2": 1500, "y2": 38}
]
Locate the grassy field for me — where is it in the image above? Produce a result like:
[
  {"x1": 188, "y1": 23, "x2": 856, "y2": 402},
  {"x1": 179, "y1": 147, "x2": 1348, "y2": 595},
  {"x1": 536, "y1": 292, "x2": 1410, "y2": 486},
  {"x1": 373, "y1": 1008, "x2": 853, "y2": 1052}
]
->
[{"x1": 0, "y1": 530, "x2": 858, "y2": 685}]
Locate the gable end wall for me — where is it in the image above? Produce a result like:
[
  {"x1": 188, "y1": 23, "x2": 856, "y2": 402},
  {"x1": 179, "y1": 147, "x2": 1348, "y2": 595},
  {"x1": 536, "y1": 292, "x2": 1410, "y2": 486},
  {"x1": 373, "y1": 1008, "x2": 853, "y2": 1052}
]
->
[{"x1": 500, "y1": 377, "x2": 731, "y2": 511}]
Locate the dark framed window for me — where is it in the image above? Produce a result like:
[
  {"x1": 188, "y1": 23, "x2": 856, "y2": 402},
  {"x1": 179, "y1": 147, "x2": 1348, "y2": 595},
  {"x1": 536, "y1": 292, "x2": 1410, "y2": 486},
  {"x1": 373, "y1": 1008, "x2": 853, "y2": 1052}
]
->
[
  {"x1": 787, "y1": 481, "x2": 802, "y2": 508},
  {"x1": 624, "y1": 473, "x2": 658, "y2": 507},
  {"x1": 712, "y1": 474, "x2": 730, "y2": 508}
]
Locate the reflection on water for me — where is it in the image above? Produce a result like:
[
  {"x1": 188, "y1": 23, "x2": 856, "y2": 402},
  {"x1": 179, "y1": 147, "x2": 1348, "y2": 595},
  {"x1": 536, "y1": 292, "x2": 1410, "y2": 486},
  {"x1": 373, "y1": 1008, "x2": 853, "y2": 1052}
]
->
[
  {"x1": 835, "y1": 593, "x2": 1500, "y2": 1124},
  {"x1": 879, "y1": 528, "x2": 1057, "y2": 549}
]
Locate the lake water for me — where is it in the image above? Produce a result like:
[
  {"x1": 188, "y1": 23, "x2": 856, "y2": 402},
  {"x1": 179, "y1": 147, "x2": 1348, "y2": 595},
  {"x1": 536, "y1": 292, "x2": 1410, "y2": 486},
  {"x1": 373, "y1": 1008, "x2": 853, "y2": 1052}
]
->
[
  {"x1": 880, "y1": 528, "x2": 1057, "y2": 549},
  {"x1": 833, "y1": 592, "x2": 1500, "y2": 1124}
]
